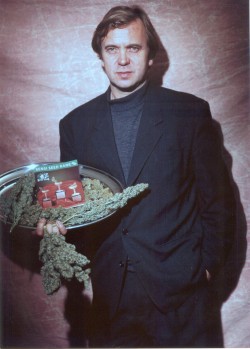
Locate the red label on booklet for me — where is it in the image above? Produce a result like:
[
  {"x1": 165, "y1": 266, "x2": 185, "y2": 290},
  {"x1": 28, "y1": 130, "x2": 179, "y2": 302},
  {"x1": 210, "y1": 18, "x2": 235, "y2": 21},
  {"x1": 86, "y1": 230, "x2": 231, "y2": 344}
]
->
[{"x1": 34, "y1": 160, "x2": 85, "y2": 209}]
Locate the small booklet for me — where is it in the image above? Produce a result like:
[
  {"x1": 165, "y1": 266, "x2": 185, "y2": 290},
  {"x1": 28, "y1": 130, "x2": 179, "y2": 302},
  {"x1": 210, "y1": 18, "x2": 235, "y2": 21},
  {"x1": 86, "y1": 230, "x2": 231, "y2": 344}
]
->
[{"x1": 34, "y1": 160, "x2": 85, "y2": 209}]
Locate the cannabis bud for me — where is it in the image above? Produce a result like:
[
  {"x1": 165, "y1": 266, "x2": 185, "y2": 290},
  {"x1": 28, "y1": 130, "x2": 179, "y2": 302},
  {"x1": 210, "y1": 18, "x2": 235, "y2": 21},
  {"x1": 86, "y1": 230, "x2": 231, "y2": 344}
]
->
[{"x1": 39, "y1": 228, "x2": 91, "y2": 295}]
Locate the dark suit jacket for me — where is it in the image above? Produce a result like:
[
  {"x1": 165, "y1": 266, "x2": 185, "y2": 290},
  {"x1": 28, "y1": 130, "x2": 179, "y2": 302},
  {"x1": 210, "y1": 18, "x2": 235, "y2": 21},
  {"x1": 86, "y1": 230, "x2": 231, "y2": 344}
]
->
[{"x1": 59, "y1": 84, "x2": 235, "y2": 316}]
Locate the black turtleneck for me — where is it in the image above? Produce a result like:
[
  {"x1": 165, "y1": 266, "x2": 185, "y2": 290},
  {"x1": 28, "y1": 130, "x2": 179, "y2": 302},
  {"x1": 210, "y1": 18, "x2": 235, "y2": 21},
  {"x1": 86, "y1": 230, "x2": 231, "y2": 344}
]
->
[{"x1": 108, "y1": 83, "x2": 148, "y2": 182}]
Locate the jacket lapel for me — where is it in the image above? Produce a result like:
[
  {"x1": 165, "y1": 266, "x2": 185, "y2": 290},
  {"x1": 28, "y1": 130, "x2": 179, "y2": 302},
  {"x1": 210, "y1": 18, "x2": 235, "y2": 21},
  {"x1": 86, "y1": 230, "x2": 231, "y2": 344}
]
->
[
  {"x1": 127, "y1": 88, "x2": 164, "y2": 185},
  {"x1": 90, "y1": 96, "x2": 126, "y2": 186}
]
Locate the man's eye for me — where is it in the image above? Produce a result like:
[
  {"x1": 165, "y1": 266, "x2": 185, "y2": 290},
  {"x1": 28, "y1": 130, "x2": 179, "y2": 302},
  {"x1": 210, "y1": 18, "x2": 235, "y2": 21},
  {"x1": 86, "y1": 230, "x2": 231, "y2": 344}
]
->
[
  {"x1": 106, "y1": 47, "x2": 118, "y2": 54},
  {"x1": 128, "y1": 46, "x2": 140, "y2": 53}
]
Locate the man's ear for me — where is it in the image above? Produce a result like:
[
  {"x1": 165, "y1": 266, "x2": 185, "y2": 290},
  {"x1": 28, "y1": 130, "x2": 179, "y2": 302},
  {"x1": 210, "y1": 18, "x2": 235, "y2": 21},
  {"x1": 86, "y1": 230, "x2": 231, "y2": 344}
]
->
[{"x1": 148, "y1": 59, "x2": 154, "y2": 67}]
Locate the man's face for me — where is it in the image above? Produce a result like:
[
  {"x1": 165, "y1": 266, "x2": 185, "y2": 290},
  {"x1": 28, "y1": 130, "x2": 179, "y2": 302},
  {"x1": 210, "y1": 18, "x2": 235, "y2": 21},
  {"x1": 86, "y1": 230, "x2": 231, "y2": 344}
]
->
[{"x1": 101, "y1": 19, "x2": 153, "y2": 97}]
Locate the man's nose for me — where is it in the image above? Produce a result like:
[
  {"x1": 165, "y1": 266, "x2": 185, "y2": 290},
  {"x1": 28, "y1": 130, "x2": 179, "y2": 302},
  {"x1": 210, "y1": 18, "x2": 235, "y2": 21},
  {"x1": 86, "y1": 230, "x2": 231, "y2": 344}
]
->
[{"x1": 118, "y1": 49, "x2": 130, "y2": 65}]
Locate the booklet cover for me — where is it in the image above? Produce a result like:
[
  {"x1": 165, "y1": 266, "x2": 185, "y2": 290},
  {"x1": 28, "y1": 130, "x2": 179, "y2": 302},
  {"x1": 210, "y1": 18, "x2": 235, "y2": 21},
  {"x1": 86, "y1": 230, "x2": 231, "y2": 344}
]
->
[{"x1": 34, "y1": 160, "x2": 85, "y2": 209}]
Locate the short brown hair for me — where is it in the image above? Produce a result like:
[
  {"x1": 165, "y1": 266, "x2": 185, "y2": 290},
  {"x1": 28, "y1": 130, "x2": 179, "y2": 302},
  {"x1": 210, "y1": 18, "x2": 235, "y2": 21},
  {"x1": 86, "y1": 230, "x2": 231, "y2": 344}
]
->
[{"x1": 91, "y1": 5, "x2": 159, "y2": 59}]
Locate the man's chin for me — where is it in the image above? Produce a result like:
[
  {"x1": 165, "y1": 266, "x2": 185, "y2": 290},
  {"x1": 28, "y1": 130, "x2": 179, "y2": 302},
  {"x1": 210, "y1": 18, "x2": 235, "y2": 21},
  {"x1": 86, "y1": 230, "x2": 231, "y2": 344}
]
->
[{"x1": 112, "y1": 80, "x2": 145, "y2": 93}]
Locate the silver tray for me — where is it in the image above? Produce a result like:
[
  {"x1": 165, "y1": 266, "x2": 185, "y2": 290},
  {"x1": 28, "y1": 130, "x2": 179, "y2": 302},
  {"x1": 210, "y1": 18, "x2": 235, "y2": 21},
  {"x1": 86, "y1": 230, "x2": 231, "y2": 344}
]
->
[{"x1": 0, "y1": 163, "x2": 123, "y2": 230}]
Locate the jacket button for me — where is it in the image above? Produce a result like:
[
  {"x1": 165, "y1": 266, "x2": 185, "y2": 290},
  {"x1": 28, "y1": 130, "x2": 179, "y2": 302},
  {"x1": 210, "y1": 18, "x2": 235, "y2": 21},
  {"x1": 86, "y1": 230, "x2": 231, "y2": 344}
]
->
[
  {"x1": 119, "y1": 261, "x2": 125, "y2": 267},
  {"x1": 122, "y1": 228, "x2": 128, "y2": 235}
]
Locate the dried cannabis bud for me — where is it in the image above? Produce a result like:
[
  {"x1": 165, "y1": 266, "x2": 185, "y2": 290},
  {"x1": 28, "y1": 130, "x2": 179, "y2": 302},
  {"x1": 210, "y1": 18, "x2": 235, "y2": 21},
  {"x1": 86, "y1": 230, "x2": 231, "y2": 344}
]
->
[
  {"x1": 57, "y1": 182, "x2": 149, "y2": 226},
  {"x1": 0, "y1": 173, "x2": 36, "y2": 232},
  {"x1": 82, "y1": 177, "x2": 113, "y2": 201},
  {"x1": 39, "y1": 228, "x2": 91, "y2": 295}
]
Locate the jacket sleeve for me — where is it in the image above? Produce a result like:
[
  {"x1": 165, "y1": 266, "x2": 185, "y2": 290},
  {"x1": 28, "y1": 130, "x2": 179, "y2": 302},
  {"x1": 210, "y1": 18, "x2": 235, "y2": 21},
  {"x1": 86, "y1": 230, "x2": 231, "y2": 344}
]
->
[{"x1": 192, "y1": 101, "x2": 236, "y2": 276}]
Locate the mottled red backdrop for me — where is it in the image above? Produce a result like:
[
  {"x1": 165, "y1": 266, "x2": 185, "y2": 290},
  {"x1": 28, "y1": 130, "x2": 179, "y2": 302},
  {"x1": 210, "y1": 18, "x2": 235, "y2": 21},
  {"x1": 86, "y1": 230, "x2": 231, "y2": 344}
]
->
[{"x1": 0, "y1": 0, "x2": 249, "y2": 348}]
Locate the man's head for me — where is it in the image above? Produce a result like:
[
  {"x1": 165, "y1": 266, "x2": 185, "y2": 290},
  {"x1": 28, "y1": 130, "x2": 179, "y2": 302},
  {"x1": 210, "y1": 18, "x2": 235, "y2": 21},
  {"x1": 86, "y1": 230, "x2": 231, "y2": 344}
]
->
[
  {"x1": 92, "y1": 6, "x2": 159, "y2": 60},
  {"x1": 91, "y1": 6, "x2": 159, "y2": 97}
]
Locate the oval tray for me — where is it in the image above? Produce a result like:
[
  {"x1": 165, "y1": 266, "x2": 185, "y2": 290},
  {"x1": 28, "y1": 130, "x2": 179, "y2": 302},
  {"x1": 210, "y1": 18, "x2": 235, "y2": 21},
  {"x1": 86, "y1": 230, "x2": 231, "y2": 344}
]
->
[{"x1": 0, "y1": 163, "x2": 123, "y2": 230}]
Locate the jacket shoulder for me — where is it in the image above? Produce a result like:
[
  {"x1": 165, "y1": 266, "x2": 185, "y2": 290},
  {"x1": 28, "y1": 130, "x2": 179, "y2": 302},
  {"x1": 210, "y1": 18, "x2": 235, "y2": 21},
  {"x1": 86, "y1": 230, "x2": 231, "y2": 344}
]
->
[
  {"x1": 147, "y1": 86, "x2": 212, "y2": 127},
  {"x1": 61, "y1": 92, "x2": 106, "y2": 124},
  {"x1": 150, "y1": 85, "x2": 209, "y2": 108}
]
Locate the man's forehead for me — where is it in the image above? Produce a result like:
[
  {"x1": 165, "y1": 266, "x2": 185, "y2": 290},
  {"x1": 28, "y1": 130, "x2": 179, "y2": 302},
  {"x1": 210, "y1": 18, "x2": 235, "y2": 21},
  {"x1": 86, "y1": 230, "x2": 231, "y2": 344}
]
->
[{"x1": 102, "y1": 19, "x2": 146, "y2": 43}]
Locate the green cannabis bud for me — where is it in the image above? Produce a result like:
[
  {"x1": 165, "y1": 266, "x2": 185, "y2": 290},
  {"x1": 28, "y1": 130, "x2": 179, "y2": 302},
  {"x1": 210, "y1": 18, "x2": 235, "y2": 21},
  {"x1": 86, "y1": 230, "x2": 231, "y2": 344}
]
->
[
  {"x1": 0, "y1": 173, "x2": 36, "y2": 232},
  {"x1": 39, "y1": 228, "x2": 91, "y2": 295}
]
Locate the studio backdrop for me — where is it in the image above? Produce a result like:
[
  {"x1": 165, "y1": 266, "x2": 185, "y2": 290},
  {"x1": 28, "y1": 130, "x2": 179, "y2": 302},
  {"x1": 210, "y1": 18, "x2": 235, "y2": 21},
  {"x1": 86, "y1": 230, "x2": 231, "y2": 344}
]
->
[{"x1": 0, "y1": 0, "x2": 249, "y2": 348}]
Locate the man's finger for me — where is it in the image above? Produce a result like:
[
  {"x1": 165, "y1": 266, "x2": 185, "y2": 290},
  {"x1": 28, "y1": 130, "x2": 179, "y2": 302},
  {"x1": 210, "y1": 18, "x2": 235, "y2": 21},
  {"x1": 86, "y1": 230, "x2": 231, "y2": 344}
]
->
[
  {"x1": 56, "y1": 220, "x2": 68, "y2": 235},
  {"x1": 46, "y1": 222, "x2": 60, "y2": 234},
  {"x1": 36, "y1": 218, "x2": 46, "y2": 236}
]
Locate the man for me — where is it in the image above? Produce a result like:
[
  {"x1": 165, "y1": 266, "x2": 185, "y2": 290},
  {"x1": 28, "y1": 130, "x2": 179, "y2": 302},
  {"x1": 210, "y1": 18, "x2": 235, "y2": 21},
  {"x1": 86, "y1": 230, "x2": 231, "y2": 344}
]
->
[{"x1": 37, "y1": 5, "x2": 235, "y2": 347}]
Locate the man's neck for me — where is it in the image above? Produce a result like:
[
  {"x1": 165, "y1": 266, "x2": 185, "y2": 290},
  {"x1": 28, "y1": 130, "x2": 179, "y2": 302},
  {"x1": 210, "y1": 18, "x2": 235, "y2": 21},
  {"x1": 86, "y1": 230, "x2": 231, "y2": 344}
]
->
[{"x1": 110, "y1": 81, "x2": 147, "y2": 100}]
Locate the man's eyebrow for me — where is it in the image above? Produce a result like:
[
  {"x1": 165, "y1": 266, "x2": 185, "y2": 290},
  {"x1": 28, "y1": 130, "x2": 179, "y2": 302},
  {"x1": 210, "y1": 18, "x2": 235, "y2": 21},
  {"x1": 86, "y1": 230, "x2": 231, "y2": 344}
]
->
[
  {"x1": 126, "y1": 44, "x2": 142, "y2": 47},
  {"x1": 104, "y1": 44, "x2": 142, "y2": 48},
  {"x1": 104, "y1": 44, "x2": 118, "y2": 48}
]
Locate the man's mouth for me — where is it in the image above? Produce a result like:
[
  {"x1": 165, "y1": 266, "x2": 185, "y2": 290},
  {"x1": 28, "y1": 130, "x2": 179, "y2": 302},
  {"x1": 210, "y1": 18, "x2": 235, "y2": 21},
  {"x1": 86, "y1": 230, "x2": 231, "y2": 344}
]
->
[{"x1": 116, "y1": 71, "x2": 132, "y2": 79}]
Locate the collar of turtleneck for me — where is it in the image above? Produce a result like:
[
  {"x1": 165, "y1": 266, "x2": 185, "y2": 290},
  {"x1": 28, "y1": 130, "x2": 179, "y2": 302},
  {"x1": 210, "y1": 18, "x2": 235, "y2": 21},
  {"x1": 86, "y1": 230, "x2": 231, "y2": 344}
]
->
[{"x1": 107, "y1": 82, "x2": 148, "y2": 112}]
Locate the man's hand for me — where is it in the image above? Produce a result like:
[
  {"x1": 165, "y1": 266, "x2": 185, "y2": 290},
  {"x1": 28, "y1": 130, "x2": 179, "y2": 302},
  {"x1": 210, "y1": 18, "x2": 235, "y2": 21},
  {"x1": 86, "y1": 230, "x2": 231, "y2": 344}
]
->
[{"x1": 36, "y1": 218, "x2": 67, "y2": 236}]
